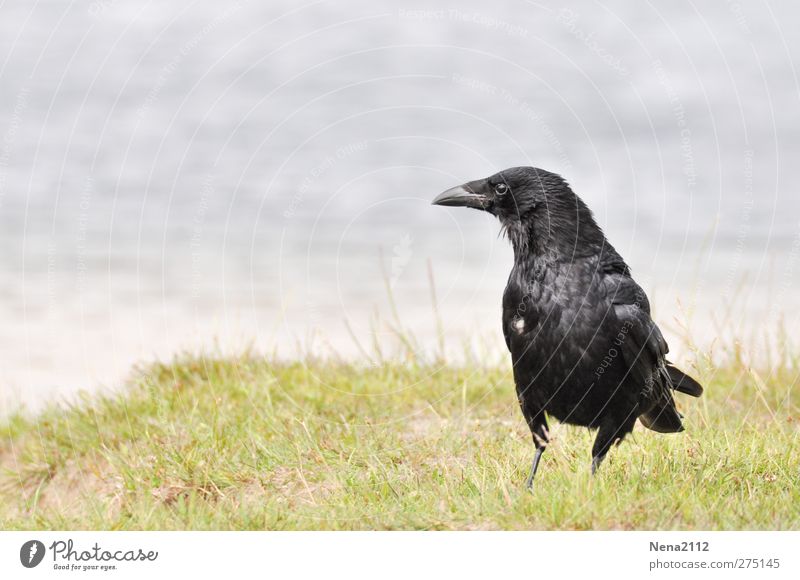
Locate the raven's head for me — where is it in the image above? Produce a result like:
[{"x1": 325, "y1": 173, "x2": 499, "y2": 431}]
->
[{"x1": 433, "y1": 166, "x2": 605, "y2": 257}]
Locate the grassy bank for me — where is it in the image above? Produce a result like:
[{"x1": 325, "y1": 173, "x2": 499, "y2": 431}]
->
[{"x1": 1, "y1": 353, "x2": 798, "y2": 530}]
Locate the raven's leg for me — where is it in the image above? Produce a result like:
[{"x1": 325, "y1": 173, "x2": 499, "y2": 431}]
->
[
  {"x1": 590, "y1": 410, "x2": 637, "y2": 475},
  {"x1": 524, "y1": 412, "x2": 549, "y2": 489}
]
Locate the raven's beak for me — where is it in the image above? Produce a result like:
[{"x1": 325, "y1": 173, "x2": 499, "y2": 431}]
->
[{"x1": 431, "y1": 181, "x2": 489, "y2": 210}]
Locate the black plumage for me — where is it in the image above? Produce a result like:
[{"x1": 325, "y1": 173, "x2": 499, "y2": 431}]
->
[{"x1": 433, "y1": 166, "x2": 703, "y2": 487}]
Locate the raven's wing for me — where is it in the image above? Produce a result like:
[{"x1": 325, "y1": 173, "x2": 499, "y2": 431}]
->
[
  {"x1": 602, "y1": 270, "x2": 684, "y2": 432},
  {"x1": 603, "y1": 272, "x2": 664, "y2": 385}
]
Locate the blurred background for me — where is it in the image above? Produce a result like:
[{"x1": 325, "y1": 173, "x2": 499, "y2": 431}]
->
[{"x1": 1, "y1": 0, "x2": 798, "y2": 409}]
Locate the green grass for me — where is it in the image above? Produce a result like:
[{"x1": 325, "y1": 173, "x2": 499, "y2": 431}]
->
[{"x1": 0, "y1": 352, "x2": 798, "y2": 530}]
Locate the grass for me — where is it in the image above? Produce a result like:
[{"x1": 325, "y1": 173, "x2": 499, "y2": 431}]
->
[{"x1": 0, "y1": 348, "x2": 798, "y2": 530}]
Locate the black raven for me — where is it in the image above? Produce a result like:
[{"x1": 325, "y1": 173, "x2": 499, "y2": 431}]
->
[{"x1": 433, "y1": 166, "x2": 703, "y2": 488}]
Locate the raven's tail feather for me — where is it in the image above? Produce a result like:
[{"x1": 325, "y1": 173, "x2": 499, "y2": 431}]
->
[{"x1": 666, "y1": 364, "x2": 704, "y2": 397}]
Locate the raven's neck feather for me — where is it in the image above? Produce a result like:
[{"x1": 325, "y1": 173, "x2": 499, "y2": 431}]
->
[{"x1": 504, "y1": 191, "x2": 611, "y2": 271}]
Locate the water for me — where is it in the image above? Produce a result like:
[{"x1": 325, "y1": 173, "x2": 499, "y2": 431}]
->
[{"x1": 1, "y1": 0, "x2": 799, "y2": 409}]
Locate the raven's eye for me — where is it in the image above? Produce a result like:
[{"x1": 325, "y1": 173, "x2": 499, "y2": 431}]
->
[{"x1": 494, "y1": 183, "x2": 509, "y2": 196}]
